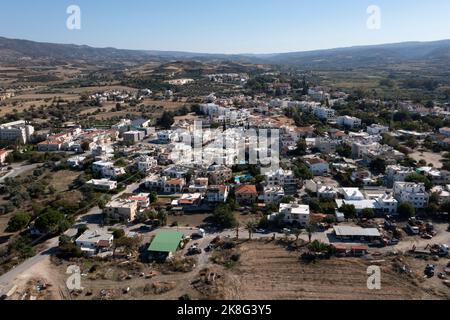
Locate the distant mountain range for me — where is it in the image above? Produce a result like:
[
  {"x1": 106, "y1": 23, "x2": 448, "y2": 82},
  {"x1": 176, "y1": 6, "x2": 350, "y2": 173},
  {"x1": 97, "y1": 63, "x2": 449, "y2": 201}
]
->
[{"x1": 1, "y1": 36, "x2": 450, "y2": 69}]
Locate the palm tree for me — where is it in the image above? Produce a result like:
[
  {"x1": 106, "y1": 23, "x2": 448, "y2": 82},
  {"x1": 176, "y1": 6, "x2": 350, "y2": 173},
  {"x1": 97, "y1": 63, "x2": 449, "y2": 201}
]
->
[
  {"x1": 245, "y1": 221, "x2": 257, "y2": 240},
  {"x1": 292, "y1": 228, "x2": 302, "y2": 242},
  {"x1": 306, "y1": 224, "x2": 316, "y2": 243}
]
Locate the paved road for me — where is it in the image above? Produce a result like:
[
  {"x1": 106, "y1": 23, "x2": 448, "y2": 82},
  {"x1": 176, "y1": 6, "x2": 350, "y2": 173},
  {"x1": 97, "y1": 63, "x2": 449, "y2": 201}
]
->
[{"x1": 0, "y1": 163, "x2": 41, "y2": 183}]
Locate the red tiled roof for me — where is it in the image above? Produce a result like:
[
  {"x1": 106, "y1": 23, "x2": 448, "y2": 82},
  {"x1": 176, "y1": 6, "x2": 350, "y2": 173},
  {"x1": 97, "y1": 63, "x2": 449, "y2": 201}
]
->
[
  {"x1": 306, "y1": 158, "x2": 326, "y2": 165},
  {"x1": 235, "y1": 185, "x2": 258, "y2": 195}
]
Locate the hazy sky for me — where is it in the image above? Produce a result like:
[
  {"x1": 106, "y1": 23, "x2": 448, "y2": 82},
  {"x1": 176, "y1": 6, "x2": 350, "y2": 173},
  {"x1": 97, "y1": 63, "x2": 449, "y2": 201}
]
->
[{"x1": 1, "y1": 0, "x2": 450, "y2": 54}]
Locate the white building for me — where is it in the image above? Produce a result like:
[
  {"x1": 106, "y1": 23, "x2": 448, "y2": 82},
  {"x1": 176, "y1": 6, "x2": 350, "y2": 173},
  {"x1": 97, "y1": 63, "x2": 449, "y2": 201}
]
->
[
  {"x1": 264, "y1": 168, "x2": 298, "y2": 195},
  {"x1": 67, "y1": 155, "x2": 86, "y2": 168},
  {"x1": 337, "y1": 116, "x2": 362, "y2": 129},
  {"x1": 393, "y1": 182, "x2": 429, "y2": 209},
  {"x1": 86, "y1": 179, "x2": 118, "y2": 191},
  {"x1": 304, "y1": 157, "x2": 330, "y2": 176},
  {"x1": 272, "y1": 203, "x2": 310, "y2": 227},
  {"x1": 123, "y1": 131, "x2": 145, "y2": 144},
  {"x1": 263, "y1": 186, "x2": 285, "y2": 204},
  {"x1": 340, "y1": 188, "x2": 365, "y2": 201},
  {"x1": 367, "y1": 124, "x2": 389, "y2": 136},
  {"x1": 0, "y1": 120, "x2": 35, "y2": 144},
  {"x1": 92, "y1": 161, "x2": 126, "y2": 179},
  {"x1": 313, "y1": 107, "x2": 336, "y2": 122},
  {"x1": 75, "y1": 229, "x2": 113, "y2": 256},
  {"x1": 206, "y1": 185, "x2": 229, "y2": 203},
  {"x1": 103, "y1": 199, "x2": 139, "y2": 222},
  {"x1": 136, "y1": 155, "x2": 157, "y2": 173}
]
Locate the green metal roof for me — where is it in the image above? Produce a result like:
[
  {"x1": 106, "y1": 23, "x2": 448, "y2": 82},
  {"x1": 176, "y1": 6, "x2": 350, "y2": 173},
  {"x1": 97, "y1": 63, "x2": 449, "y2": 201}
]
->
[{"x1": 148, "y1": 230, "x2": 184, "y2": 253}]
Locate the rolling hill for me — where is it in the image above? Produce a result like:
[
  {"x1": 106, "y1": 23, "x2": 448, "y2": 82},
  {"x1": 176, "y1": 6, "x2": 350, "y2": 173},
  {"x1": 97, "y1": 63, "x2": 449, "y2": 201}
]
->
[{"x1": 1, "y1": 36, "x2": 450, "y2": 70}]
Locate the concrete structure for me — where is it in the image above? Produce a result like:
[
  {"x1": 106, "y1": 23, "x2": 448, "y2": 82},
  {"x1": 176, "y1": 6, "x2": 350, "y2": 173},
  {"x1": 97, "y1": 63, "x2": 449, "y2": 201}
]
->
[
  {"x1": 304, "y1": 157, "x2": 330, "y2": 176},
  {"x1": 393, "y1": 182, "x2": 429, "y2": 209},
  {"x1": 264, "y1": 168, "x2": 298, "y2": 195},
  {"x1": 263, "y1": 186, "x2": 285, "y2": 204},
  {"x1": 92, "y1": 161, "x2": 126, "y2": 179},
  {"x1": 136, "y1": 155, "x2": 157, "y2": 173},
  {"x1": 333, "y1": 226, "x2": 381, "y2": 241},
  {"x1": 337, "y1": 116, "x2": 362, "y2": 129},
  {"x1": 235, "y1": 185, "x2": 258, "y2": 205},
  {"x1": 206, "y1": 185, "x2": 229, "y2": 203},
  {"x1": 123, "y1": 130, "x2": 145, "y2": 144},
  {"x1": 86, "y1": 179, "x2": 118, "y2": 191},
  {"x1": 340, "y1": 188, "x2": 365, "y2": 201},
  {"x1": 103, "y1": 199, "x2": 138, "y2": 222},
  {"x1": 367, "y1": 124, "x2": 389, "y2": 136},
  {"x1": 277, "y1": 203, "x2": 310, "y2": 227},
  {"x1": 0, "y1": 120, "x2": 35, "y2": 144},
  {"x1": 313, "y1": 107, "x2": 336, "y2": 122},
  {"x1": 164, "y1": 178, "x2": 186, "y2": 194},
  {"x1": 75, "y1": 229, "x2": 113, "y2": 256}
]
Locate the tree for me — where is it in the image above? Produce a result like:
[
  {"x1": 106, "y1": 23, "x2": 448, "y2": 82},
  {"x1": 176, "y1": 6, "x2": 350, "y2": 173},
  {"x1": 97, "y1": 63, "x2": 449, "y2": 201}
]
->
[
  {"x1": 113, "y1": 229, "x2": 125, "y2": 239},
  {"x1": 149, "y1": 192, "x2": 158, "y2": 203},
  {"x1": 212, "y1": 204, "x2": 237, "y2": 229},
  {"x1": 293, "y1": 163, "x2": 313, "y2": 180},
  {"x1": 157, "y1": 210, "x2": 168, "y2": 226},
  {"x1": 361, "y1": 208, "x2": 375, "y2": 220},
  {"x1": 305, "y1": 224, "x2": 316, "y2": 243},
  {"x1": 398, "y1": 203, "x2": 416, "y2": 219},
  {"x1": 8, "y1": 236, "x2": 35, "y2": 258},
  {"x1": 339, "y1": 204, "x2": 357, "y2": 219},
  {"x1": 157, "y1": 111, "x2": 174, "y2": 129},
  {"x1": 76, "y1": 225, "x2": 88, "y2": 238},
  {"x1": 370, "y1": 158, "x2": 387, "y2": 174},
  {"x1": 81, "y1": 141, "x2": 91, "y2": 152},
  {"x1": 292, "y1": 228, "x2": 302, "y2": 241},
  {"x1": 6, "y1": 212, "x2": 32, "y2": 232},
  {"x1": 245, "y1": 221, "x2": 257, "y2": 240},
  {"x1": 405, "y1": 173, "x2": 432, "y2": 190},
  {"x1": 292, "y1": 139, "x2": 307, "y2": 156},
  {"x1": 34, "y1": 208, "x2": 70, "y2": 235},
  {"x1": 336, "y1": 145, "x2": 352, "y2": 158}
]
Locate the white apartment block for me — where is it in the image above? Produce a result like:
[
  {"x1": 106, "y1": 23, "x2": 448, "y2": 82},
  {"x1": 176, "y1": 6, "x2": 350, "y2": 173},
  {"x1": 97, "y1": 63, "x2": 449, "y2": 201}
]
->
[
  {"x1": 92, "y1": 161, "x2": 126, "y2": 179},
  {"x1": 386, "y1": 165, "x2": 415, "y2": 183},
  {"x1": 136, "y1": 155, "x2": 158, "y2": 173},
  {"x1": 264, "y1": 168, "x2": 298, "y2": 195},
  {"x1": 206, "y1": 185, "x2": 229, "y2": 203},
  {"x1": 0, "y1": 120, "x2": 35, "y2": 144},
  {"x1": 277, "y1": 203, "x2": 310, "y2": 227},
  {"x1": 393, "y1": 182, "x2": 429, "y2": 209},
  {"x1": 103, "y1": 199, "x2": 138, "y2": 222},
  {"x1": 337, "y1": 116, "x2": 362, "y2": 129},
  {"x1": 263, "y1": 186, "x2": 285, "y2": 204},
  {"x1": 313, "y1": 107, "x2": 336, "y2": 122},
  {"x1": 367, "y1": 124, "x2": 389, "y2": 136},
  {"x1": 86, "y1": 179, "x2": 118, "y2": 191},
  {"x1": 304, "y1": 157, "x2": 330, "y2": 176}
]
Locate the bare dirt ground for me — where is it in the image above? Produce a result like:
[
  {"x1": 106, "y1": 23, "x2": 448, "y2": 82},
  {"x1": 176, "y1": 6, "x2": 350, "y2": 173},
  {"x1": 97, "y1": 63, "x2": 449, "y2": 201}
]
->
[
  {"x1": 410, "y1": 151, "x2": 444, "y2": 168},
  {"x1": 225, "y1": 241, "x2": 449, "y2": 300},
  {"x1": 8, "y1": 238, "x2": 448, "y2": 301}
]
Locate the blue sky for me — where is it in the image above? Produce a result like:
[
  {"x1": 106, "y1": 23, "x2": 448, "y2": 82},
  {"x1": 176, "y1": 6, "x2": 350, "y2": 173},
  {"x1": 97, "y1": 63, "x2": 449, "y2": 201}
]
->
[{"x1": 1, "y1": 0, "x2": 450, "y2": 54}]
